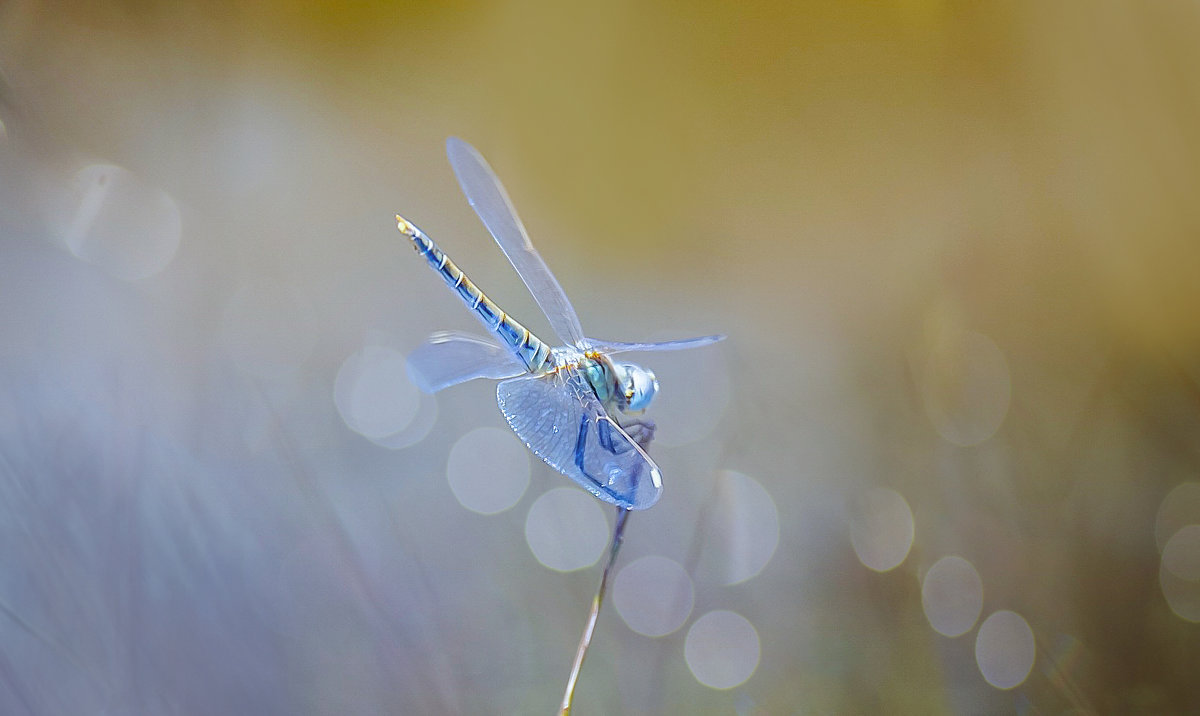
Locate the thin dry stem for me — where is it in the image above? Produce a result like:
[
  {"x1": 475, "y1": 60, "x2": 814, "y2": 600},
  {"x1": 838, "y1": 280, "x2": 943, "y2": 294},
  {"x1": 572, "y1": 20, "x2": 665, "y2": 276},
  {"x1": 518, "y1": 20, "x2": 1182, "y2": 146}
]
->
[{"x1": 559, "y1": 507, "x2": 630, "y2": 716}]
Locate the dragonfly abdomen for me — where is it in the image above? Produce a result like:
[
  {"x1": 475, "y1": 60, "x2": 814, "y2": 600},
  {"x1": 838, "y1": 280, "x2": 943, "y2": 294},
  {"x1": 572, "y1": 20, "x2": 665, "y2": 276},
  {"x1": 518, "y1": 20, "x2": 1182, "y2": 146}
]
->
[{"x1": 397, "y1": 215, "x2": 551, "y2": 373}]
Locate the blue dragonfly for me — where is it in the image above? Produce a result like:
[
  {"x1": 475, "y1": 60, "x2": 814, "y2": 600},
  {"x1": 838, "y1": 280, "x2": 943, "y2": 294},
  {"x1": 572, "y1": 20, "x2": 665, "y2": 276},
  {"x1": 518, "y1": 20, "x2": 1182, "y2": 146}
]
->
[{"x1": 397, "y1": 138, "x2": 723, "y2": 511}]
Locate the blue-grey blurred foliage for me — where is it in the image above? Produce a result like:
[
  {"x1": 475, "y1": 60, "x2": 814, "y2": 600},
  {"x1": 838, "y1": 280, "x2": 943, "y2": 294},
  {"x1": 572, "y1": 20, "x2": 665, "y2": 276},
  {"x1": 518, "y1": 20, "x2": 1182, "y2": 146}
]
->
[{"x1": 2, "y1": 1, "x2": 1200, "y2": 713}]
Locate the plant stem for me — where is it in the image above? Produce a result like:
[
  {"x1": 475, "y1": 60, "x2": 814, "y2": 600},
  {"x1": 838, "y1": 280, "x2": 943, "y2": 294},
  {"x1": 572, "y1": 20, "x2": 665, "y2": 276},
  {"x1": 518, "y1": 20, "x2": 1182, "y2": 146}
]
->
[{"x1": 558, "y1": 507, "x2": 631, "y2": 715}]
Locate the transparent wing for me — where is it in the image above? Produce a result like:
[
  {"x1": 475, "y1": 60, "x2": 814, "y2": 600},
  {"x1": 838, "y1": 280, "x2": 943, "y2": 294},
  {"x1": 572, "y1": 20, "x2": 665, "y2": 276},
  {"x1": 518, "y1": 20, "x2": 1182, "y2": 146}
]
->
[
  {"x1": 587, "y1": 334, "x2": 726, "y2": 355},
  {"x1": 406, "y1": 331, "x2": 526, "y2": 393},
  {"x1": 497, "y1": 370, "x2": 662, "y2": 510},
  {"x1": 446, "y1": 137, "x2": 588, "y2": 348}
]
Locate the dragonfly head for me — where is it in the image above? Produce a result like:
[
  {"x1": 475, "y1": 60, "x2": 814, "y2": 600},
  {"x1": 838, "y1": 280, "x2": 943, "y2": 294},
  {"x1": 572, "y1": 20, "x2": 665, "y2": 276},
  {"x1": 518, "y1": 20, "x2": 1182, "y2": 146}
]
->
[{"x1": 616, "y1": 362, "x2": 659, "y2": 413}]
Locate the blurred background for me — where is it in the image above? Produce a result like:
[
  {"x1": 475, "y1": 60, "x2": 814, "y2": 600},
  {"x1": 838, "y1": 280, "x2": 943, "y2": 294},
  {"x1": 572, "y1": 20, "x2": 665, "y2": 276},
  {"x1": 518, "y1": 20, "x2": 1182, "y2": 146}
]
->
[{"x1": 1, "y1": 1, "x2": 1199, "y2": 713}]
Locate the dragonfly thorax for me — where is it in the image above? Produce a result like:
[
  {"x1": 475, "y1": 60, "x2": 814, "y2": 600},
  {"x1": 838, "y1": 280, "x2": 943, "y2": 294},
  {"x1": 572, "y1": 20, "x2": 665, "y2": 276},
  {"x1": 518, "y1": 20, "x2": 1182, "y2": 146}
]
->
[{"x1": 565, "y1": 350, "x2": 659, "y2": 415}]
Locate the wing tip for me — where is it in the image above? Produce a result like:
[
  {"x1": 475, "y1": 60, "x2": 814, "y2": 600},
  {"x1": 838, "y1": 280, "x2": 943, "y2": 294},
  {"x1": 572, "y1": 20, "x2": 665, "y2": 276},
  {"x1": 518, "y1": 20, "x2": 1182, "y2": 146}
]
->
[
  {"x1": 404, "y1": 370, "x2": 437, "y2": 395},
  {"x1": 446, "y1": 136, "x2": 478, "y2": 161}
]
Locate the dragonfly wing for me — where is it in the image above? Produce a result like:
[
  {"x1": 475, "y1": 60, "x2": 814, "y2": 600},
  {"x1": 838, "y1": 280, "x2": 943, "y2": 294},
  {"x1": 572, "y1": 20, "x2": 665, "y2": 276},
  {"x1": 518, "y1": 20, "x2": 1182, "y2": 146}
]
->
[
  {"x1": 407, "y1": 331, "x2": 526, "y2": 393},
  {"x1": 587, "y1": 334, "x2": 726, "y2": 355},
  {"x1": 446, "y1": 137, "x2": 589, "y2": 348},
  {"x1": 497, "y1": 370, "x2": 662, "y2": 510}
]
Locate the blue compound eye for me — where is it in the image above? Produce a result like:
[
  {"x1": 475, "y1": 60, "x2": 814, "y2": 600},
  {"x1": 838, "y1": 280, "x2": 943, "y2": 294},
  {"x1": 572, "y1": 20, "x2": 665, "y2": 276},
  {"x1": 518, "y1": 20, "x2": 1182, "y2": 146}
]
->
[{"x1": 621, "y1": 364, "x2": 659, "y2": 412}]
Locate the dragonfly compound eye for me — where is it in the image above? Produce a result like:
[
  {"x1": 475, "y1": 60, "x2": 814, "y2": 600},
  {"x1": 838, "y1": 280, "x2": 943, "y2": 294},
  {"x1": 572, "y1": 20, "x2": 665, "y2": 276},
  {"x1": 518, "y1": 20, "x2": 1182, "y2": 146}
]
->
[{"x1": 620, "y1": 364, "x2": 659, "y2": 412}]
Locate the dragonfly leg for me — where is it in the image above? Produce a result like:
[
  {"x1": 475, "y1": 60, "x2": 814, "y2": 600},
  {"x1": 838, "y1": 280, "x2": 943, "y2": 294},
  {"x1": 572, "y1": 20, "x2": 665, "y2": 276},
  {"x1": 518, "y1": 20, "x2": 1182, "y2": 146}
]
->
[{"x1": 619, "y1": 418, "x2": 656, "y2": 450}]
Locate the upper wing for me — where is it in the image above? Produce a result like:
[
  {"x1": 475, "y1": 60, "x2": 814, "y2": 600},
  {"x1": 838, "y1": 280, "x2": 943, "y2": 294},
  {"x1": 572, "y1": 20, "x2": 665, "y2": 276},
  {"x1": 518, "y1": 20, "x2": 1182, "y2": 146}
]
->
[
  {"x1": 587, "y1": 334, "x2": 726, "y2": 355},
  {"x1": 497, "y1": 369, "x2": 662, "y2": 510},
  {"x1": 446, "y1": 137, "x2": 588, "y2": 349},
  {"x1": 406, "y1": 331, "x2": 526, "y2": 393}
]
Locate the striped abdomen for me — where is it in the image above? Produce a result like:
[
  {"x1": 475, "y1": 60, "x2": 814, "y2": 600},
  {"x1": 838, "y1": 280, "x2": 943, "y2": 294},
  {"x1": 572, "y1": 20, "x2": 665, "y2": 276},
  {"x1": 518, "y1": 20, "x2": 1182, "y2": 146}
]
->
[{"x1": 397, "y1": 215, "x2": 552, "y2": 373}]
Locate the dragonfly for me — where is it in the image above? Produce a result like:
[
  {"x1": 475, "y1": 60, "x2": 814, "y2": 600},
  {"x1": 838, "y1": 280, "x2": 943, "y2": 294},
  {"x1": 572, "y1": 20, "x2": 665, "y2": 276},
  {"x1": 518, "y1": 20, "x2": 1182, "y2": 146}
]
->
[{"x1": 397, "y1": 138, "x2": 723, "y2": 511}]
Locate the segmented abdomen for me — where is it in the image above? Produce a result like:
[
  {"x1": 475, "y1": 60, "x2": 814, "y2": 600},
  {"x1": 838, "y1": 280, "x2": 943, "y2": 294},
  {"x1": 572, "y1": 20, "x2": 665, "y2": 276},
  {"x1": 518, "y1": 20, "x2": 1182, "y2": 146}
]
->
[{"x1": 398, "y1": 216, "x2": 551, "y2": 373}]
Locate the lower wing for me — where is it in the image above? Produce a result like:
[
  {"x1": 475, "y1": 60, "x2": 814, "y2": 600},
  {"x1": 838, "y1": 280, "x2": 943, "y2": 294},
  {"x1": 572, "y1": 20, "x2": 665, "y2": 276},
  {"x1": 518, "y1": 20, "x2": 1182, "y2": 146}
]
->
[
  {"x1": 406, "y1": 331, "x2": 526, "y2": 393},
  {"x1": 497, "y1": 370, "x2": 662, "y2": 510}
]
